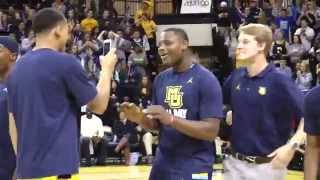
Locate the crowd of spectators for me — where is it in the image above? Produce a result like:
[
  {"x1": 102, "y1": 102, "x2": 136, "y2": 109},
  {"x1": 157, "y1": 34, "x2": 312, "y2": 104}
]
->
[{"x1": 218, "y1": 0, "x2": 320, "y2": 94}]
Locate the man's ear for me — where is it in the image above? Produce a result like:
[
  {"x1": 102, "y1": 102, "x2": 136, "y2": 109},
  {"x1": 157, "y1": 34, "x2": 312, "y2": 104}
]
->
[
  {"x1": 53, "y1": 25, "x2": 62, "y2": 39},
  {"x1": 9, "y1": 53, "x2": 17, "y2": 62},
  {"x1": 182, "y1": 40, "x2": 189, "y2": 51},
  {"x1": 257, "y1": 42, "x2": 266, "y2": 52}
]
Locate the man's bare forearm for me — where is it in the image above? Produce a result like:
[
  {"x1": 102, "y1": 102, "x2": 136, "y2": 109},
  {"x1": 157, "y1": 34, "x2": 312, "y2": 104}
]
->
[
  {"x1": 289, "y1": 119, "x2": 306, "y2": 145},
  {"x1": 88, "y1": 71, "x2": 112, "y2": 114},
  {"x1": 304, "y1": 135, "x2": 320, "y2": 180},
  {"x1": 9, "y1": 113, "x2": 17, "y2": 154},
  {"x1": 171, "y1": 117, "x2": 220, "y2": 141}
]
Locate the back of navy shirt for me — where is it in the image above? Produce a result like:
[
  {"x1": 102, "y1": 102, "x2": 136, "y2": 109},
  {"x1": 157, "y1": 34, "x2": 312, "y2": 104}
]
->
[
  {"x1": 223, "y1": 64, "x2": 303, "y2": 156},
  {"x1": 7, "y1": 49, "x2": 97, "y2": 178},
  {"x1": 0, "y1": 83, "x2": 15, "y2": 177},
  {"x1": 304, "y1": 86, "x2": 320, "y2": 135},
  {"x1": 152, "y1": 64, "x2": 223, "y2": 172}
]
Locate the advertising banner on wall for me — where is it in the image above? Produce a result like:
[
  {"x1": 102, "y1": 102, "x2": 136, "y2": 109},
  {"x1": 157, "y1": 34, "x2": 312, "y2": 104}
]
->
[{"x1": 180, "y1": 0, "x2": 212, "y2": 14}]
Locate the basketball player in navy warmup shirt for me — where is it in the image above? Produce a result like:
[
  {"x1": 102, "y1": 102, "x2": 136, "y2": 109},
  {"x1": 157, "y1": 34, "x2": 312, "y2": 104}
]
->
[
  {"x1": 121, "y1": 28, "x2": 223, "y2": 180},
  {"x1": 0, "y1": 36, "x2": 19, "y2": 180},
  {"x1": 223, "y1": 24, "x2": 306, "y2": 180},
  {"x1": 7, "y1": 8, "x2": 117, "y2": 179},
  {"x1": 304, "y1": 86, "x2": 320, "y2": 180}
]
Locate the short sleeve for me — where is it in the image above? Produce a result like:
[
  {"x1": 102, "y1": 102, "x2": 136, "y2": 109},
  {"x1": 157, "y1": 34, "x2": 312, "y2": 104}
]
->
[
  {"x1": 199, "y1": 72, "x2": 224, "y2": 120},
  {"x1": 304, "y1": 89, "x2": 320, "y2": 135},
  {"x1": 63, "y1": 56, "x2": 97, "y2": 107},
  {"x1": 7, "y1": 72, "x2": 16, "y2": 113},
  {"x1": 277, "y1": 74, "x2": 304, "y2": 119},
  {"x1": 152, "y1": 75, "x2": 159, "y2": 105},
  {"x1": 223, "y1": 74, "x2": 233, "y2": 106}
]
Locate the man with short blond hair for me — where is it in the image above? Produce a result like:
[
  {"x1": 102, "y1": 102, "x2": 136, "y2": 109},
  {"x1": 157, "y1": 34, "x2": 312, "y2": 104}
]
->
[{"x1": 223, "y1": 24, "x2": 305, "y2": 180}]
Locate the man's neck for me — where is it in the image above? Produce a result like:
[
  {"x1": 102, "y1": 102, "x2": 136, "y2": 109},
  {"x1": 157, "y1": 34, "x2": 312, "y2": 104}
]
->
[
  {"x1": 247, "y1": 54, "x2": 268, "y2": 77},
  {"x1": 34, "y1": 37, "x2": 60, "y2": 52},
  {"x1": 173, "y1": 54, "x2": 194, "y2": 73},
  {"x1": 0, "y1": 74, "x2": 5, "y2": 82},
  {"x1": 0, "y1": 68, "x2": 10, "y2": 82}
]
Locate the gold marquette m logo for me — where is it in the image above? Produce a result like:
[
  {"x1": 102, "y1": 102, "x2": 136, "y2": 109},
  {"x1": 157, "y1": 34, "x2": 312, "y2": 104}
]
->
[{"x1": 165, "y1": 86, "x2": 184, "y2": 108}]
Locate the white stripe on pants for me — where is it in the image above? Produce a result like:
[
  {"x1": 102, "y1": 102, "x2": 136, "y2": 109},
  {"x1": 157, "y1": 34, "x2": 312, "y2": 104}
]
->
[{"x1": 223, "y1": 156, "x2": 287, "y2": 180}]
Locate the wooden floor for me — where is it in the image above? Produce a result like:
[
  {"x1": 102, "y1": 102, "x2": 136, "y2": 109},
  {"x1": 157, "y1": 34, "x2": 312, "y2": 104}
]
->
[{"x1": 79, "y1": 165, "x2": 304, "y2": 180}]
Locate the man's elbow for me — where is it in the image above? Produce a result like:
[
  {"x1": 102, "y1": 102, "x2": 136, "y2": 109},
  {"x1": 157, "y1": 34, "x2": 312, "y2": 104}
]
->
[
  {"x1": 88, "y1": 103, "x2": 107, "y2": 115},
  {"x1": 207, "y1": 132, "x2": 218, "y2": 142},
  {"x1": 203, "y1": 130, "x2": 218, "y2": 142},
  {"x1": 95, "y1": 103, "x2": 108, "y2": 114},
  {"x1": 207, "y1": 121, "x2": 220, "y2": 142},
  {"x1": 93, "y1": 107, "x2": 106, "y2": 115}
]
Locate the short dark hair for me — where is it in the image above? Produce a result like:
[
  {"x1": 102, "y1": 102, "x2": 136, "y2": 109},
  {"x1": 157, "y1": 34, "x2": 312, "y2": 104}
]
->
[
  {"x1": 163, "y1": 28, "x2": 189, "y2": 42},
  {"x1": 32, "y1": 8, "x2": 66, "y2": 35}
]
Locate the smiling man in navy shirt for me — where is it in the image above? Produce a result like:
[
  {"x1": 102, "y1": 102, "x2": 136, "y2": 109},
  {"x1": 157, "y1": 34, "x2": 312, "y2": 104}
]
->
[
  {"x1": 304, "y1": 86, "x2": 320, "y2": 180},
  {"x1": 0, "y1": 36, "x2": 19, "y2": 180},
  {"x1": 121, "y1": 28, "x2": 223, "y2": 180},
  {"x1": 7, "y1": 8, "x2": 117, "y2": 179},
  {"x1": 223, "y1": 24, "x2": 306, "y2": 180}
]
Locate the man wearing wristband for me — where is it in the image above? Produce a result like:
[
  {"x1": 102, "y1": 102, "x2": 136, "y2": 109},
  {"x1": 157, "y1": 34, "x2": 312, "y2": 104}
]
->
[
  {"x1": 223, "y1": 24, "x2": 305, "y2": 180},
  {"x1": 304, "y1": 86, "x2": 320, "y2": 180},
  {"x1": 7, "y1": 8, "x2": 117, "y2": 180},
  {"x1": 121, "y1": 28, "x2": 223, "y2": 180}
]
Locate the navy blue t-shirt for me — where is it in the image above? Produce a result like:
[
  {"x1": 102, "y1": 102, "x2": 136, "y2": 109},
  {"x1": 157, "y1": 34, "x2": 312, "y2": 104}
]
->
[
  {"x1": 152, "y1": 64, "x2": 223, "y2": 172},
  {"x1": 7, "y1": 48, "x2": 97, "y2": 178},
  {"x1": 0, "y1": 83, "x2": 15, "y2": 178},
  {"x1": 223, "y1": 64, "x2": 303, "y2": 156},
  {"x1": 304, "y1": 86, "x2": 320, "y2": 135}
]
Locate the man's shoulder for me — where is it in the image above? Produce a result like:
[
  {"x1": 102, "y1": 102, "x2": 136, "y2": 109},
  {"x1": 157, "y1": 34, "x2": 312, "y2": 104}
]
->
[
  {"x1": 22, "y1": 49, "x2": 72, "y2": 60},
  {"x1": 197, "y1": 64, "x2": 217, "y2": 74},
  {"x1": 229, "y1": 67, "x2": 246, "y2": 79},
  {"x1": 304, "y1": 86, "x2": 320, "y2": 130},
  {"x1": 305, "y1": 86, "x2": 320, "y2": 104},
  {"x1": 193, "y1": 64, "x2": 218, "y2": 81},
  {"x1": 50, "y1": 52, "x2": 81, "y2": 67},
  {"x1": 268, "y1": 67, "x2": 292, "y2": 81},
  {"x1": 155, "y1": 67, "x2": 173, "y2": 80},
  {"x1": 18, "y1": 50, "x2": 79, "y2": 74}
]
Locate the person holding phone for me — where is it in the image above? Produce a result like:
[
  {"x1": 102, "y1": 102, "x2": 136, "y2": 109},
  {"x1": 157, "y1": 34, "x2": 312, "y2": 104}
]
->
[
  {"x1": 98, "y1": 30, "x2": 130, "y2": 63},
  {"x1": 7, "y1": 8, "x2": 117, "y2": 180}
]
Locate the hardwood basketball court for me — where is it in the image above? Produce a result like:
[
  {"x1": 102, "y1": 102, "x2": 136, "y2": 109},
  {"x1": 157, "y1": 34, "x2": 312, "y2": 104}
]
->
[{"x1": 79, "y1": 165, "x2": 303, "y2": 180}]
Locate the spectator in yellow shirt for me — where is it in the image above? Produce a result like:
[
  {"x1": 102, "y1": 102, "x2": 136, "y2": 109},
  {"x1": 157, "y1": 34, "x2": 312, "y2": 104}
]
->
[
  {"x1": 134, "y1": 0, "x2": 154, "y2": 25},
  {"x1": 140, "y1": 14, "x2": 156, "y2": 39},
  {"x1": 139, "y1": 14, "x2": 157, "y2": 61},
  {"x1": 80, "y1": 10, "x2": 98, "y2": 33}
]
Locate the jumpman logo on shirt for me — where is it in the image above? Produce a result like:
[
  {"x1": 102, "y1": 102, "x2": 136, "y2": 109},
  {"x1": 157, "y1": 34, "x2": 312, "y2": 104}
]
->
[
  {"x1": 1, "y1": 88, "x2": 7, "y2": 93},
  {"x1": 187, "y1": 77, "x2": 193, "y2": 84}
]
